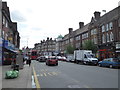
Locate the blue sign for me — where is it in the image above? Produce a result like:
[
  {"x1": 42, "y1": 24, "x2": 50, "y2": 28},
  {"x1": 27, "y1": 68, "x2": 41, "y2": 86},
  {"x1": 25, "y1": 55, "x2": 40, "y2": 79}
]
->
[{"x1": 3, "y1": 40, "x2": 15, "y2": 52}]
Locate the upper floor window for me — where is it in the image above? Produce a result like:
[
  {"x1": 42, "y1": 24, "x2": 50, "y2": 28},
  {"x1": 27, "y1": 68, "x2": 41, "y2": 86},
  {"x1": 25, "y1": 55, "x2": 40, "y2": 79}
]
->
[
  {"x1": 102, "y1": 34, "x2": 105, "y2": 43},
  {"x1": 2, "y1": 16, "x2": 5, "y2": 25},
  {"x1": 110, "y1": 32, "x2": 114, "y2": 42},
  {"x1": 102, "y1": 25, "x2": 105, "y2": 32},
  {"x1": 109, "y1": 22, "x2": 113, "y2": 30},
  {"x1": 107, "y1": 33, "x2": 110, "y2": 42},
  {"x1": 106, "y1": 24, "x2": 109, "y2": 31}
]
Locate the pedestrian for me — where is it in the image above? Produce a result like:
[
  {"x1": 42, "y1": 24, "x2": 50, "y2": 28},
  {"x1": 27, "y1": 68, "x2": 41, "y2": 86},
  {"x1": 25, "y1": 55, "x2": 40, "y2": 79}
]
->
[{"x1": 28, "y1": 58, "x2": 31, "y2": 67}]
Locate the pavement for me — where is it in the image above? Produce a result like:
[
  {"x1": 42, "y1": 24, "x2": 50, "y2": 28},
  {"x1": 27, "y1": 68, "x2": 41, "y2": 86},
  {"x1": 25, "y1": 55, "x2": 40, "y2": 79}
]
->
[{"x1": 1, "y1": 64, "x2": 32, "y2": 89}]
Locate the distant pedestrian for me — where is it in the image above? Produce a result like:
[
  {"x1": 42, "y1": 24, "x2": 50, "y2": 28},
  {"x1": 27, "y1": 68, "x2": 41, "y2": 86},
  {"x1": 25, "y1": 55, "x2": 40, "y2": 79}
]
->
[{"x1": 28, "y1": 59, "x2": 31, "y2": 67}]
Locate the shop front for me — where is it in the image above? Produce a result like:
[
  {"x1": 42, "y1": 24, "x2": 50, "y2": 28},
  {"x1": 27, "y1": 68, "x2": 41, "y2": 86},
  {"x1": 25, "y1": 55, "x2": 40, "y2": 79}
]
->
[
  {"x1": 98, "y1": 43, "x2": 115, "y2": 61},
  {"x1": 2, "y1": 40, "x2": 16, "y2": 65}
]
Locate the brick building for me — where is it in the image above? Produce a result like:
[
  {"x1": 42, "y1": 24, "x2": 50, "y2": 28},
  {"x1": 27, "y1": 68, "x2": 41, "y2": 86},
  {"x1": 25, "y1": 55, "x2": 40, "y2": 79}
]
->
[
  {"x1": 57, "y1": 6, "x2": 120, "y2": 60},
  {"x1": 1, "y1": 2, "x2": 20, "y2": 65},
  {"x1": 34, "y1": 37, "x2": 56, "y2": 56}
]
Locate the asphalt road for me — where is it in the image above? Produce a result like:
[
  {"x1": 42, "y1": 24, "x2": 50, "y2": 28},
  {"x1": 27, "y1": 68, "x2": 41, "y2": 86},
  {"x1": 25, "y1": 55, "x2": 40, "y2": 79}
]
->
[{"x1": 32, "y1": 60, "x2": 119, "y2": 88}]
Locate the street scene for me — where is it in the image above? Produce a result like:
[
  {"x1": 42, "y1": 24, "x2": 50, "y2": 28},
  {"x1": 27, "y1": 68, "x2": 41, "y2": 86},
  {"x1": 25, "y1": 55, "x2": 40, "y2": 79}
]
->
[{"x1": 0, "y1": 0, "x2": 120, "y2": 89}]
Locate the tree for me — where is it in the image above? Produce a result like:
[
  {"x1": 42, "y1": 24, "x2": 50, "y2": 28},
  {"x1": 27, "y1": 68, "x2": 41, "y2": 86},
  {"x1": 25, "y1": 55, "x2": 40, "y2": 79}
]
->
[
  {"x1": 82, "y1": 40, "x2": 97, "y2": 53},
  {"x1": 66, "y1": 45, "x2": 75, "y2": 54}
]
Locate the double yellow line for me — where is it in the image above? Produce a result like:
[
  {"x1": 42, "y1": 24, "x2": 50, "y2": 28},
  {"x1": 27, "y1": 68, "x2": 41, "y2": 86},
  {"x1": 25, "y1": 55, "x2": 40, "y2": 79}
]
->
[{"x1": 32, "y1": 66, "x2": 41, "y2": 89}]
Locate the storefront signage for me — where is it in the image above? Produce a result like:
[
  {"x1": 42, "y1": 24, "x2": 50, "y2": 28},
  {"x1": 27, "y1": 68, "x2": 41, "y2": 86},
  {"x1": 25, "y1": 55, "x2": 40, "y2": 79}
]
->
[{"x1": 3, "y1": 40, "x2": 15, "y2": 51}]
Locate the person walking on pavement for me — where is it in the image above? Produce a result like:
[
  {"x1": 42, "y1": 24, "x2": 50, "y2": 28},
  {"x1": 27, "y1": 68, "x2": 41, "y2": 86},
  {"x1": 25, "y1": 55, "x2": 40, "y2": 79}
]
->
[{"x1": 28, "y1": 59, "x2": 31, "y2": 67}]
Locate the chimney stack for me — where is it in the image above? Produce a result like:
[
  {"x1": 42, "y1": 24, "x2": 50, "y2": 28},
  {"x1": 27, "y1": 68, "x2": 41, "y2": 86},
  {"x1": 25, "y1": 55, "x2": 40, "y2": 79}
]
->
[
  {"x1": 69, "y1": 28, "x2": 73, "y2": 34},
  {"x1": 94, "y1": 11, "x2": 101, "y2": 20},
  {"x1": 79, "y1": 22, "x2": 84, "y2": 29}
]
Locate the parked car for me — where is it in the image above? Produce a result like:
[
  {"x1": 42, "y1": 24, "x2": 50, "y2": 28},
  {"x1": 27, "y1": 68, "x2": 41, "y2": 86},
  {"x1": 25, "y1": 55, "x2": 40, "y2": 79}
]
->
[
  {"x1": 61, "y1": 56, "x2": 67, "y2": 61},
  {"x1": 57, "y1": 56, "x2": 66, "y2": 61},
  {"x1": 46, "y1": 56, "x2": 58, "y2": 66},
  {"x1": 98, "y1": 58, "x2": 120, "y2": 68},
  {"x1": 38, "y1": 56, "x2": 47, "y2": 62}
]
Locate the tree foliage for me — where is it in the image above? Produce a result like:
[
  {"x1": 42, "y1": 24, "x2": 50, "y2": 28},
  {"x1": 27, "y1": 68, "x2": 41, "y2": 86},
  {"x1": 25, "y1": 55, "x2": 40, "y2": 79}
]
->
[
  {"x1": 82, "y1": 40, "x2": 97, "y2": 53},
  {"x1": 66, "y1": 45, "x2": 75, "y2": 54}
]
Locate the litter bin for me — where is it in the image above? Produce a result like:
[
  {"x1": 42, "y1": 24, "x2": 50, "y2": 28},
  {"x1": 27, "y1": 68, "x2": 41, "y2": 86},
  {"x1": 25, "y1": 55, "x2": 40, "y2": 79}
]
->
[{"x1": 13, "y1": 64, "x2": 19, "y2": 71}]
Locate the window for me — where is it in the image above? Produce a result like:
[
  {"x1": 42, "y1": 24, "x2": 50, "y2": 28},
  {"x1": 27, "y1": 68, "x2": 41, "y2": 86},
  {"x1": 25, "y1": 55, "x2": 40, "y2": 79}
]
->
[
  {"x1": 102, "y1": 34, "x2": 105, "y2": 43},
  {"x1": 2, "y1": 16, "x2": 5, "y2": 25},
  {"x1": 107, "y1": 33, "x2": 109, "y2": 42},
  {"x1": 5, "y1": 20, "x2": 8, "y2": 27},
  {"x1": 94, "y1": 37, "x2": 97, "y2": 44},
  {"x1": 94, "y1": 29, "x2": 97, "y2": 34},
  {"x1": 106, "y1": 24, "x2": 109, "y2": 31},
  {"x1": 109, "y1": 22, "x2": 113, "y2": 30},
  {"x1": 110, "y1": 32, "x2": 114, "y2": 41},
  {"x1": 102, "y1": 25, "x2": 105, "y2": 32}
]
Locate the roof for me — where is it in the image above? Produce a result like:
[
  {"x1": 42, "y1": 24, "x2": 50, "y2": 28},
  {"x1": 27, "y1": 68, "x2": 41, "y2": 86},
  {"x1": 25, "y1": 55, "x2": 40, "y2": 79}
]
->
[{"x1": 75, "y1": 23, "x2": 90, "y2": 36}]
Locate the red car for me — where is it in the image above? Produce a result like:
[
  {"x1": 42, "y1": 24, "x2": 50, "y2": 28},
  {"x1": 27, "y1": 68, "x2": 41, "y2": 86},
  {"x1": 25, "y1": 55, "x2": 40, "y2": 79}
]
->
[{"x1": 46, "y1": 56, "x2": 58, "y2": 66}]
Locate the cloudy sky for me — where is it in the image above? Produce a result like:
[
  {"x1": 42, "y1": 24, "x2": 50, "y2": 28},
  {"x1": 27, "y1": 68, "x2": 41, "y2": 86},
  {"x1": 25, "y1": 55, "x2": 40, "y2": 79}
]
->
[{"x1": 2, "y1": 0, "x2": 120, "y2": 49}]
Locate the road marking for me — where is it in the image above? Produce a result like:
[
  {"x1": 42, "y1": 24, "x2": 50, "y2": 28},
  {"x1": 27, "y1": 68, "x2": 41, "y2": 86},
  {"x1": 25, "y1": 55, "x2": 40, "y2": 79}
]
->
[
  {"x1": 52, "y1": 72, "x2": 58, "y2": 75},
  {"x1": 43, "y1": 73, "x2": 47, "y2": 76},
  {"x1": 32, "y1": 66, "x2": 41, "y2": 89},
  {"x1": 40, "y1": 74, "x2": 43, "y2": 76},
  {"x1": 84, "y1": 85, "x2": 93, "y2": 90},
  {"x1": 48, "y1": 72, "x2": 53, "y2": 76}
]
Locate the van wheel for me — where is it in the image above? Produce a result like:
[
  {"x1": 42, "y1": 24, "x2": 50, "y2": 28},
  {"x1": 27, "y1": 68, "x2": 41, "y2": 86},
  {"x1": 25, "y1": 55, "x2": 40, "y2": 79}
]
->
[{"x1": 83, "y1": 61, "x2": 87, "y2": 65}]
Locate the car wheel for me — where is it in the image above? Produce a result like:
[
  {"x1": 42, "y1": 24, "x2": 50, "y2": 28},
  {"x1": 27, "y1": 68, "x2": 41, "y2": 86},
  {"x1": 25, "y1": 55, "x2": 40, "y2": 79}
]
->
[
  {"x1": 109, "y1": 64, "x2": 113, "y2": 68},
  {"x1": 98, "y1": 64, "x2": 102, "y2": 67},
  {"x1": 56, "y1": 63, "x2": 58, "y2": 66}
]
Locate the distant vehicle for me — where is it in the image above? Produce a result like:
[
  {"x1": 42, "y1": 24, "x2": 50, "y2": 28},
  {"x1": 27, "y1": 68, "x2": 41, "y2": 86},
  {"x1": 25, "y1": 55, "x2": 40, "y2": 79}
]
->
[
  {"x1": 29, "y1": 50, "x2": 38, "y2": 60},
  {"x1": 46, "y1": 56, "x2": 58, "y2": 66},
  {"x1": 24, "y1": 56, "x2": 29, "y2": 60},
  {"x1": 98, "y1": 58, "x2": 120, "y2": 68},
  {"x1": 38, "y1": 56, "x2": 47, "y2": 62},
  {"x1": 74, "y1": 50, "x2": 98, "y2": 65},
  {"x1": 57, "y1": 56, "x2": 62, "y2": 60},
  {"x1": 66, "y1": 54, "x2": 74, "y2": 62},
  {"x1": 57, "y1": 56, "x2": 66, "y2": 61}
]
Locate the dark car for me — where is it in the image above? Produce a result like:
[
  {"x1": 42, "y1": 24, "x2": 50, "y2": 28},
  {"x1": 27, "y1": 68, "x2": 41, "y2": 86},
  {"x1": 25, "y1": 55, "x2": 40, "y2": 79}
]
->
[
  {"x1": 46, "y1": 56, "x2": 58, "y2": 66},
  {"x1": 98, "y1": 58, "x2": 120, "y2": 68}
]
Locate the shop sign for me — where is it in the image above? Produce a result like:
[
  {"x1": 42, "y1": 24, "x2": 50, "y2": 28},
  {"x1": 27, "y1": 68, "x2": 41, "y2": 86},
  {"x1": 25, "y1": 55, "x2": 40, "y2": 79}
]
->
[{"x1": 4, "y1": 40, "x2": 15, "y2": 51}]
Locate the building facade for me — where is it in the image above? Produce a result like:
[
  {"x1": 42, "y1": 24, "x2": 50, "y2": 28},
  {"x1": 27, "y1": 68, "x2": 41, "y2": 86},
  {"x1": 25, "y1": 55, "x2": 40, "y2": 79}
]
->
[
  {"x1": 1, "y1": 2, "x2": 20, "y2": 65},
  {"x1": 57, "y1": 6, "x2": 120, "y2": 60},
  {"x1": 34, "y1": 37, "x2": 56, "y2": 56}
]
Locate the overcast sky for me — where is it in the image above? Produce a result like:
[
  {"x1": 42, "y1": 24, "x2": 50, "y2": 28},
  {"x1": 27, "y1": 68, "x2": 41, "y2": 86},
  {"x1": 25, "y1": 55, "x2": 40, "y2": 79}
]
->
[{"x1": 2, "y1": 0, "x2": 120, "y2": 49}]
